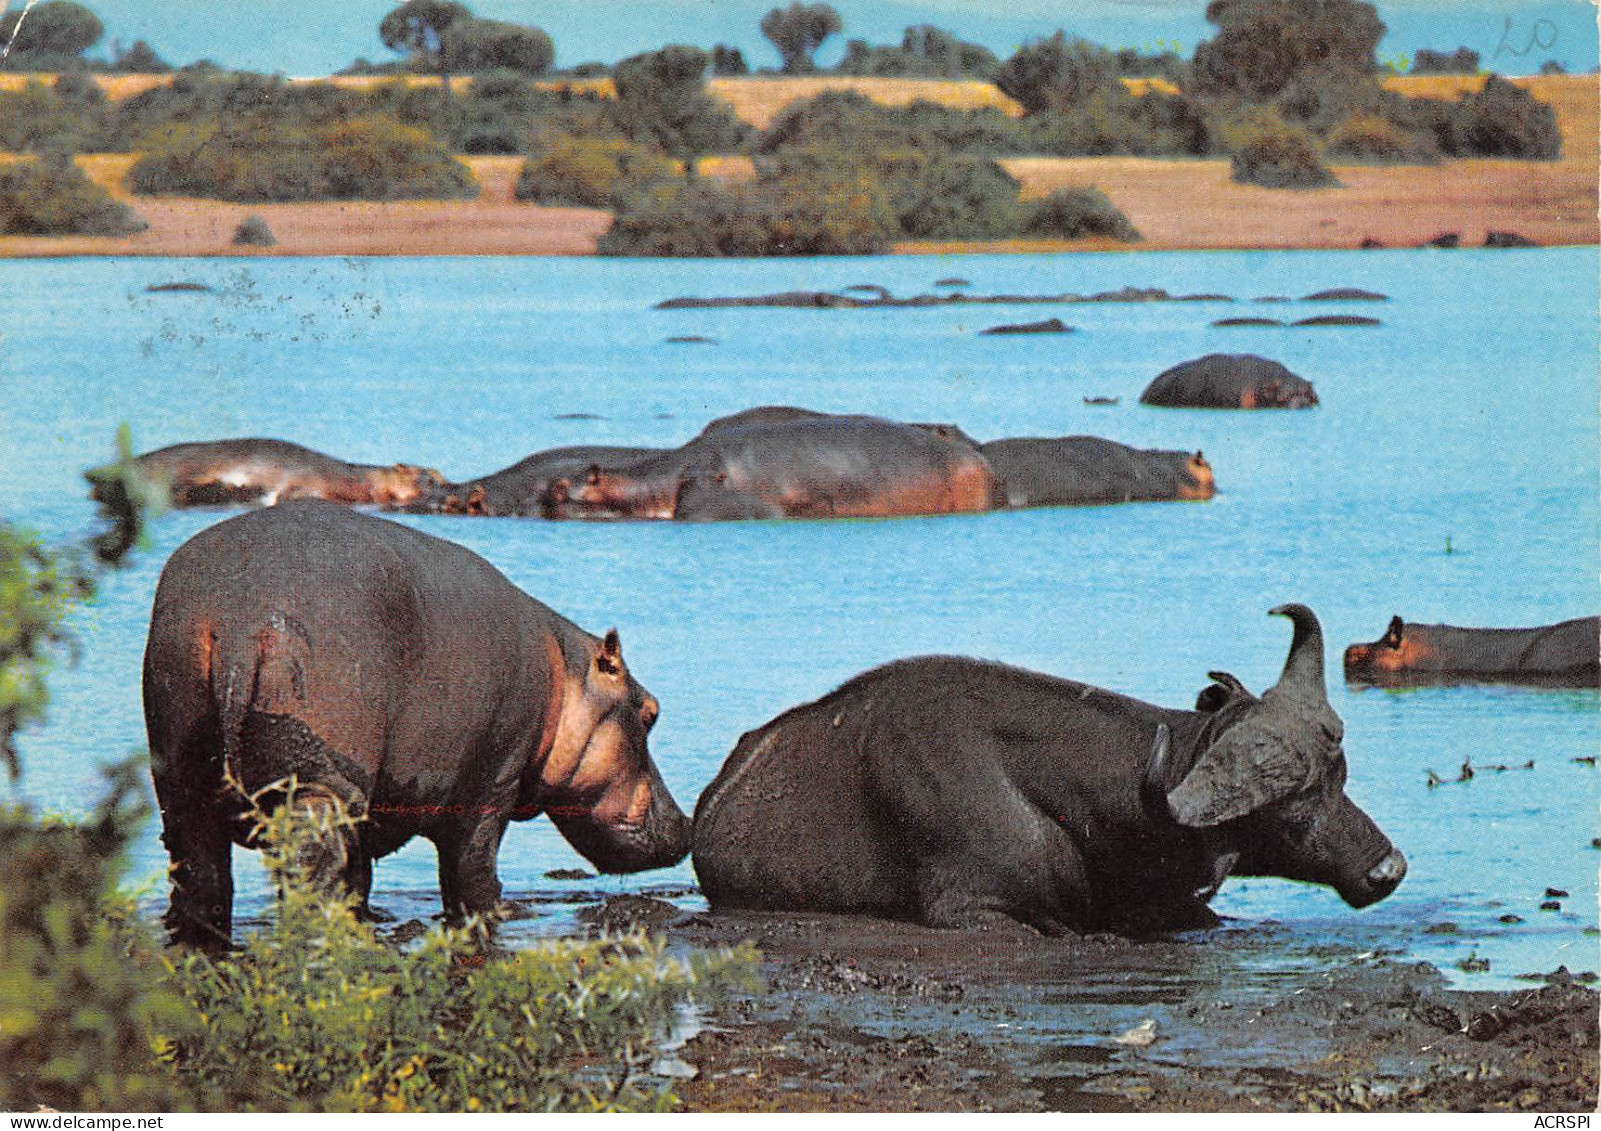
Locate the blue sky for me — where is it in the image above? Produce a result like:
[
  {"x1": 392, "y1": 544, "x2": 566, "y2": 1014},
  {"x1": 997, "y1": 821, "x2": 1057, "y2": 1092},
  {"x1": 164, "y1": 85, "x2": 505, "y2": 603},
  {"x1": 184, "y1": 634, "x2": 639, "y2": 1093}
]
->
[{"x1": 38, "y1": 0, "x2": 1601, "y2": 75}]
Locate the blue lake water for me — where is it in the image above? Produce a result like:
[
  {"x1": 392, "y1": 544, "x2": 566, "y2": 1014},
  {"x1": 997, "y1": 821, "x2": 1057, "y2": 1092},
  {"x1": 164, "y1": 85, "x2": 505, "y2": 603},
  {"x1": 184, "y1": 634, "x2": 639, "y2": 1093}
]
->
[{"x1": 2, "y1": 249, "x2": 1596, "y2": 991}]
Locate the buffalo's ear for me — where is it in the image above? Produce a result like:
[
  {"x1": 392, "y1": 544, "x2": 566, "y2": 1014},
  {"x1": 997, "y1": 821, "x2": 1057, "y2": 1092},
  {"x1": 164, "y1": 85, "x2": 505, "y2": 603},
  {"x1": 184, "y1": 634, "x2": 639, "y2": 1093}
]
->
[
  {"x1": 596, "y1": 628, "x2": 624, "y2": 676},
  {"x1": 1166, "y1": 720, "x2": 1310, "y2": 827}
]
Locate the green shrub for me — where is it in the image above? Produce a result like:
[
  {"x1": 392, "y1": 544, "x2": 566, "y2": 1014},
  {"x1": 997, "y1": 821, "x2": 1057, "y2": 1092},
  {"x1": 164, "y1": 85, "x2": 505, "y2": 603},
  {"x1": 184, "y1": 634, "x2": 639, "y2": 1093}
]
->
[
  {"x1": 159, "y1": 796, "x2": 756, "y2": 1111},
  {"x1": 758, "y1": 90, "x2": 1029, "y2": 157},
  {"x1": 1410, "y1": 47, "x2": 1479, "y2": 75},
  {"x1": 995, "y1": 32, "x2": 1121, "y2": 114},
  {"x1": 514, "y1": 137, "x2": 675, "y2": 206},
  {"x1": 0, "y1": 154, "x2": 147, "y2": 236},
  {"x1": 1024, "y1": 187, "x2": 1140, "y2": 241},
  {"x1": 0, "y1": 76, "x2": 111, "y2": 152},
  {"x1": 1323, "y1": 111, "x2": 1437, "y2": 163},
  {"x1": 600, "y1": 175, "x2": 892, "y2": 256},
  {"x1": 127, "y1": 114, "x2": 478, "y2": 202},
  {"x1": 232, "y1": 214, "x2": 276, "y2": 246},
  {"x1": 835, "y1": 25, "x2": 999, "y2": 79},
  {"x1": 1228, "y1": 117, "x2": 1337, "y2": 187},
  {"x1": 1438, "y1": 75, "x2": 1560, "y2": 159},
  {"x1": 1025, "y1": 89, "x2": 1211, "y2": 157}
]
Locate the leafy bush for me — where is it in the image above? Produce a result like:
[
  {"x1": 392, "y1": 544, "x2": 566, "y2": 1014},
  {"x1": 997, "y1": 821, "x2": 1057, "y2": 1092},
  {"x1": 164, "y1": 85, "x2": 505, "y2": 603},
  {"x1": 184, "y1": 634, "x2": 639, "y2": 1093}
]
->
[
  {"x1": 127, "y1": 114, "x2": 478, "y2": 201},
  {"x1": 996, "y1": 32, "x2": 1122, "y2": 114},
  {"x1": 758, "y1": 90, "x2": 1029, "y2": 157},
  {"x1": 514, "y1": 137, "x2": 675, "y2": 206},
  {"x1": 1410, "y1": 47, "x2": 1479, "y2": 75},
  {"x1": 835, "y1": 25, "x2": 999, "y2": 79},
  {"x1": 0, "y1": 154, "x2": 147, "y2": 235},
  {"x1": 1228, "y1": 116, "x2": 1336, "y2": 187},
  {"x1": 1192, "y1": 0, "x2": 1386, "y2": 99},
  {"x1": 0, "y1": 75, "x2": 111, "y2": 153},
  {"x1": 600, "y1": 174, "x2": 892, "y2": 256},
  {"x1": 159, "y1": 797, "x2": 756, "y2": 1111},
  {"x1": 1026, "y1": 88, "x2": 1211, "y2": 157},
  {"x1": 1024, "y1": 187, "x2": 1140, "y2": 241},
  {"x1": 1438, "y1": 75, "x2": 1560, "y2": 159},
  {"x1": 232, "y1": 214, "x2": 276, "y2": 246},
  {"x1": 775, "y1": 145, "x2": 1025, "y2": 239},
  {"x1": 1323, "y1": 111, "x2": 1437, "y2": 163}
]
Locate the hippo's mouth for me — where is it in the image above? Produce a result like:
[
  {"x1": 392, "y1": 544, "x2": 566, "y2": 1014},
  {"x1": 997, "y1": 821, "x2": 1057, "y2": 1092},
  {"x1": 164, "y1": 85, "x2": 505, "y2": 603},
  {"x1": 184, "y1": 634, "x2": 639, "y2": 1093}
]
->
[{"x1": 1338, "y1": 847, "x2": 1408, "y2": 907}]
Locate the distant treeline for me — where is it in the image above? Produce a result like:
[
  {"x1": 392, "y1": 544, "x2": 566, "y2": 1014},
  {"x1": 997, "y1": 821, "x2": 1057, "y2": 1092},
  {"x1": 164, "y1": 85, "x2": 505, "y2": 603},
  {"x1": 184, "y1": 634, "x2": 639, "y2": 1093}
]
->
[{"x1": 0, "y1": 0, "x2": 1572, "y2": 250}]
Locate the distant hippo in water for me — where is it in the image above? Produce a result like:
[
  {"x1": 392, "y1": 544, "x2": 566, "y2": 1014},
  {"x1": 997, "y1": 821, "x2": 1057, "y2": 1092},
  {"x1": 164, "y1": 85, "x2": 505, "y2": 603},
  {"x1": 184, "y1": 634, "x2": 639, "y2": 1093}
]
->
[
  {"x1": 403, "y1": 446, "x2": 664, "y2": 517},
  {"x1": 87, "y1": 438, "x2": 443, "y2": 509},
  {"x1": 545, "y1": 412, "x2": 1002, "y2": 521},
  {"x1": 694, "y1": 605, "x2": 1406, "y2": 935},
  {"x1": 982, "y1": 437, "x2": 1215, "y2": 507},
  {"x1": 143, "y1": 501, "x2": 691, "y2": 949},
  {"x1": 1141, "y1": 355, "x2": 1318, "y2": 409},
  {"x1": 1344, "y1": 615, "x2": 1600, "y2": 687}
]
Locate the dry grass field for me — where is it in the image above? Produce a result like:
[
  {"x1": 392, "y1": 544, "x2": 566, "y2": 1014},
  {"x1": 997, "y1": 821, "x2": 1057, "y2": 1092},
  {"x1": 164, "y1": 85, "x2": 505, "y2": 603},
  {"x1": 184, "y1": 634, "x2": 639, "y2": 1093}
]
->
[{"x1": 0, "y1": 71, "x2": 1592, "y2": 256}]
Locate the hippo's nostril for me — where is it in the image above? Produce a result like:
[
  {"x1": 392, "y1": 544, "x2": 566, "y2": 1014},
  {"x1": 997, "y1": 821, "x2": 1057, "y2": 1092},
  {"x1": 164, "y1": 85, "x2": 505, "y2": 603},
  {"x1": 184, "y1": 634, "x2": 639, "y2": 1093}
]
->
[{"x1": 1366, "y1": 850, "x2": 1407, "y2": 889}]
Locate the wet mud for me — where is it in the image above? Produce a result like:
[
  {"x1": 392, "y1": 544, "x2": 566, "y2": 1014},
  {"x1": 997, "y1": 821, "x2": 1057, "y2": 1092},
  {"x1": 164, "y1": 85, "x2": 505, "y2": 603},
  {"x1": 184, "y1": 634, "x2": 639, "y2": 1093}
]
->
[{"x1": 592, "y1": 901, "x2": 1596, "y2": 1112}]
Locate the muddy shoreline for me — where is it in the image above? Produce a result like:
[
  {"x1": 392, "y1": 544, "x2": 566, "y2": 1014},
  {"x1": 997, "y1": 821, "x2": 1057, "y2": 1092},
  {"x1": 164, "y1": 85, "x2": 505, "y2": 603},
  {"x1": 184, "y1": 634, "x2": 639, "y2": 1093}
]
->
[{"x1": 567, "y1": 899, "x2": 1599, "y2": 1112}]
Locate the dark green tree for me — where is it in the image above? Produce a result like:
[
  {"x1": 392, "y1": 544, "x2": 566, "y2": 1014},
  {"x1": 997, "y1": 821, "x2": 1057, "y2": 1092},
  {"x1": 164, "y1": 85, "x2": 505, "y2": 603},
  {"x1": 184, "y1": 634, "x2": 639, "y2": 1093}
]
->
[
  {"x1": 379, "y1": 0, "x2": 472, "y2": 88},
  {"x1": 836, "y1": 25, "x2": 998, "y2": 78},
  {"x1": 1191, "y1": 0, "x2": 1386, "y2": 99},
  {"x1": 109, "y1": 39, "x2": 172, "y2": 73},
  {"x1": 760, "y1": 2, "x2": 842, "y2": 74},
  {"x1": 1410, "y1": 47, "x2": 1479, "y2": 75},
  {"x1": 711, "y1": 44, "x2": 748, "y2": 76},
  {"x1": 0, "y1": 1, "x2": 103, "y2": 58},
  {"x1": 613, "y1": 46, "x2": 746, "y2": 177},
  {"x1": 442, "y1": 18, "x2": 553, "y2": 75},
  {"x1": 995, "y1": 33, "x2": 1122, "y2": 114}
]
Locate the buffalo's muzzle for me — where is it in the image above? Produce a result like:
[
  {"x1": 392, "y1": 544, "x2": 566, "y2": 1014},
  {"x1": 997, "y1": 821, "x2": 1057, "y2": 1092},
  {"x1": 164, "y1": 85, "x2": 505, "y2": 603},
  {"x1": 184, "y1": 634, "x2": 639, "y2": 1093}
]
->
[{"x1": 1349, "y1": 848, "x2": 1407, "y2": 907}]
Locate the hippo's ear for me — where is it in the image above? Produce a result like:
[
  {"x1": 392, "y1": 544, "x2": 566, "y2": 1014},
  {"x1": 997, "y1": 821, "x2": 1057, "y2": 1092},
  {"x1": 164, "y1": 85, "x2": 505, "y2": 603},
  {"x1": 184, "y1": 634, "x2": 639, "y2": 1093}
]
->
[
  {"x1": 1166, "y1": 720, "x2": 1311, "y2": 828},
  {"x1": 586, "y1": 464, "x2": 603, "y2": 486},
  {"x1": 1384, "y1": 616, "x2": 1404, "y2": 648},
  {"x1": 596, "y1": 628, "x2": 624, "y2": 676}
]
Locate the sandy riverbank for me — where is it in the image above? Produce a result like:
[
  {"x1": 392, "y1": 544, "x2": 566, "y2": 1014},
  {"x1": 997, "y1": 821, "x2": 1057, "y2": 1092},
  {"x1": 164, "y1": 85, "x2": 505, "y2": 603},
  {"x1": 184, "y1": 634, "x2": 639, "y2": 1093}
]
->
[{"x1": 0, "y1": 74, "x2": 1592, "y2": 258}]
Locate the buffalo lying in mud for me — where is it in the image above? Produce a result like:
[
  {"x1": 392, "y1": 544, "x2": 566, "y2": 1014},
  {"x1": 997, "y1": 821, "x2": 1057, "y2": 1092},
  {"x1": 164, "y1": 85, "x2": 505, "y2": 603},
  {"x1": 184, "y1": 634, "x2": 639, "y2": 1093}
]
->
[
  {"x1": 693, "y1": 604, "x2": 1406, "y2": 935},
  {"x1": 1344, "y1": 615, "x2": 1600, "y2": 688},
  {"x1": 143, "y1": 501, "x2": 691, "y2": 950},
  {"x1": 86, "y1": 438, "x2": 444, "y2": 509}
]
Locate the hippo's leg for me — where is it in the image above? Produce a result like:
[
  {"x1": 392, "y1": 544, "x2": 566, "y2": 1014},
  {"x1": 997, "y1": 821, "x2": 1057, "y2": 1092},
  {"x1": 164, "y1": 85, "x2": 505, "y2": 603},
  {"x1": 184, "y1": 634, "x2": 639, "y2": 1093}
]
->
[
  {"x1": 433, "y1": 815, "x2": 508, "y2": 921},
  {"x1": 344, "y1": 852, "x2": 394, "y2": 922},
  {"x1": 157, "y1": 792, "x2": 235, "y2": 951}
]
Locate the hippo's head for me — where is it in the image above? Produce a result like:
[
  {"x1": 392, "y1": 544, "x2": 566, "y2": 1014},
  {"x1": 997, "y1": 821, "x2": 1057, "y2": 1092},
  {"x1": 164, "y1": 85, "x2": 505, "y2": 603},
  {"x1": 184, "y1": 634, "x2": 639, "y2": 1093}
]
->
[
  {"x1": 1179, "y1": 451, "x2": 1215, "y2": 500},
  {"x1": 367, "y1": 463, "x2": 447, "y2": 505},
  {"x1": 535, "y1": 629, "x2": 691, "y2": 872},
  {"x1": 1148, "y1": 605, "x2": 1406, "y2": 909},
  {"x1": 1343, "y1": 616, "x2": 1429, "y2": 681},
  {"x1": 546, "y1": 466, "x2": 675, "y2": 521}
]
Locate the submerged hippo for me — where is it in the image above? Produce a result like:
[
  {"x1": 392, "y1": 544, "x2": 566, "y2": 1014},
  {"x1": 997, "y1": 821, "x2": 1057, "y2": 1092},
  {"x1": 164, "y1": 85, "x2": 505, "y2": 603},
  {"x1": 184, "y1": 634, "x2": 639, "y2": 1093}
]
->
[
  {"x1": 403, "y1": 446, "x2": 664, "y2": 516},
  {"x1": 694, "y1": 604, "x2": 1405, "y2": 935},
  {"x1": 1344, "y1": 615, "x2": 1600, "y2": 687},
  {"x1": 1140, "y1": 354, "x2": 1318, "y2": 409},
  {"x1": 143, "y1": 500, "x2": 690, "y2": 949},
  {"x1": 982, "y1": 437, "x2": 1215, "y2": 507},
  {"x1": 87, "y1": 438, "x2": 443, "y2": 509},
  {"x1": 544, "y1": 412, "x2": 1002, "y2": 521}
]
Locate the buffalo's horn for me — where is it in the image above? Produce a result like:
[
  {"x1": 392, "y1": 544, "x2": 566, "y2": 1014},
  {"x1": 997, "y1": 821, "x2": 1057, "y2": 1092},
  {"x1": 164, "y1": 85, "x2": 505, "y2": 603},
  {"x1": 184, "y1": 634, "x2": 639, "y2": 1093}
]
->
[
  {"x1": 1267, "y1": 603, "x2": 1328, "y2": 707},
  {"x1": 1139, "y1": 724, "x2": 1174, "y2": 817}
]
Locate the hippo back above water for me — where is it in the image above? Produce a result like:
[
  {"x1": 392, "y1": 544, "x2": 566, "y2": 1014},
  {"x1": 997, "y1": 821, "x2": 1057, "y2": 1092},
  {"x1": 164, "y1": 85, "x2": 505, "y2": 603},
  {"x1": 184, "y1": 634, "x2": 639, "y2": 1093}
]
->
[
  {"x1": 694, "y1": 605, "x2": 1405, "y2": 935},
  {"x1": 1141, "y1": 354, "x2": 1318, "y2": 410},
  {"x1": 88, "y1": 438, "x2": 443, "y2": 509},
  {"x1": 547, "y1": 412, "x2": 1002, "y2": 521},
  {"x1": 143, "y1": 500, "x2": 690, "y2": 949},
  {"x1": 1344, "y1": 615, "x2": 1600, "y2": 687},
  {"x1": 981, "y1": 437, "x2": 1215, "y2": 507}
]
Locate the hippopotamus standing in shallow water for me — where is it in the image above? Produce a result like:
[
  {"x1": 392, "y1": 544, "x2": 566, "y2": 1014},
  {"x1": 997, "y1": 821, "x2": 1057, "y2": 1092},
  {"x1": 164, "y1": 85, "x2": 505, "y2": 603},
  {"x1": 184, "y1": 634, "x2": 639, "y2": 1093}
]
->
[
  {"x1": 694, "y1": 605, "x2": 1405, "y2": 935},
  {"x1": 1344, "y1": 615, "x2": 1600, "y2": 687},
  {"x1": 88, "y1": 438, "x2": 443, "y2": 509},
  {"x1": 544, "y1": 412, "x2": 1002, "y2": 521},
  {"x1": 981, "y1": 437, "x2": 1215, "y2": 507},
  {"x1": 143, "y1": 500, "x2": 690, "y2": 949}
]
